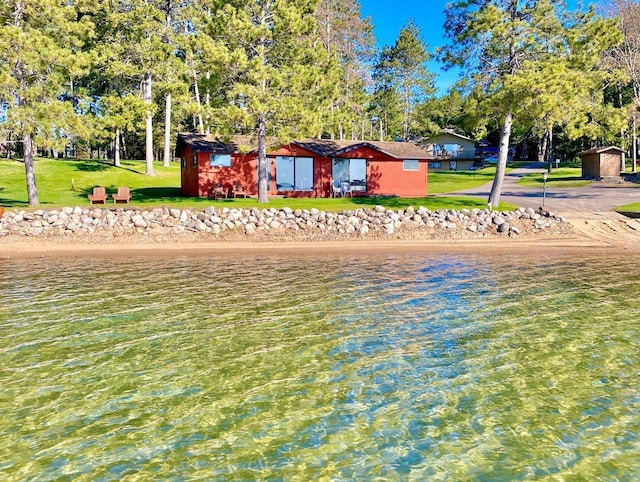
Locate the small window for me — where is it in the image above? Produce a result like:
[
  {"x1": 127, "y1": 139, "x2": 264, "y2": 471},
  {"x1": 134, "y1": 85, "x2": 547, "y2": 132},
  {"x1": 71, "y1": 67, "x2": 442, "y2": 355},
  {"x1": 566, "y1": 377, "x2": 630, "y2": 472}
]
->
[
  {"x1": 403, "y1": 159, "x2": 419, "y2": 171},
  {"x1": 428, "y1": 161, "x2": 441, "y2": 169},
  {"x1": 210, "y1": 154, "x2": 232, "y2": 167},
  {"x1": 181, "y1": 157, "x2": 186, "y2": 169},
  {"x1": 192, "y1": 154, "x2": 197, "y2": 168}
]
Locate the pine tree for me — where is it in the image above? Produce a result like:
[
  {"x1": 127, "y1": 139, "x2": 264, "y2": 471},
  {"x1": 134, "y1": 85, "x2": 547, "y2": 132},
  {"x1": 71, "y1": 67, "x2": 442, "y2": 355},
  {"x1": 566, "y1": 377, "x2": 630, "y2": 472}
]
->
[
  {"x1": 442, "y1": 0, "x2": 622, "y2": 207},
  {"x1": 0, "y1": 0, "x2": 93, "y2": 205},
  {"x1": 98, "y1": 0, "x2": 174, "y2": 176},
  {"x1": 602, "y1": 0, "x2": 640, "y2": 171},
  {"x1": 315, "y1": 0, "x2": 374, "y2": 140},
  {"x1": 372, "y1": 21, "x2": 434, "y2": 140},
  {"x1": 201, "y1": 0, "x2": 339, "y2": 203}
]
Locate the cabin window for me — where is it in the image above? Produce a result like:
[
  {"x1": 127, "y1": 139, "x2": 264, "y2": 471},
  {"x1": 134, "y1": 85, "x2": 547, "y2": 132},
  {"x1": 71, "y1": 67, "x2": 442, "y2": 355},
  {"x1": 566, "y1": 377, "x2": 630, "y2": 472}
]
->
[
  {"x1": 434, "y1": 143, "x2": 463, "y2": 158},
  {"x1": 210, "y1": 154, "x2": 231, "y2": 167},
  {"x1": 275, "y1": 156, "x2": 313, "y2": 191},
  {"x1": 332, "y1": 158, "x2": 367, "y2": 191},
  {"x1": 181, "y1": 157, "x2": 186, "y2": 169},
  {"x1": 403, "y1": 160, "x2": 419, "y2": 171},
  {"x1": 428, "y1": 161, "x2": 441, "y2": 169},
  {"x1": 192, "y1": 154, "x2": 197, "y2": 168}
]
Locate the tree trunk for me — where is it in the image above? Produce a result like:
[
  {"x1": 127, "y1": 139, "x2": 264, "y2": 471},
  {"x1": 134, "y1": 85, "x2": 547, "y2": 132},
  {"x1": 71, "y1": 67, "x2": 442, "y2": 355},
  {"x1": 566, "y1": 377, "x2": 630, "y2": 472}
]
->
[
  {"x1": 163, "y1": 93, "x2": 172, "y2": 167},
  {"x1": 23, "y1": 132, "x2": 39, "y2": 206},
  {"x1": 143, "y1": 72, "x2": 155, "y2": 176},
  {"x1": 205, "y1": 71, "x2": 210, "y2": 134},
  {"x1": 546, "y1": 126, "x2": 553, "y2": 171},
  {"x1": 114, "y1": 127, "x2": 121, "y2": 167},
  {"x1": 257, "y1": 113, "x2": 269, "y2": 204},
  {"x1": 193, "y1": 74, "x2": 204, "y2": 134},
  {"x1": 633, "y1": 114, "x2": 637, "y2": 173},
  {"x1": 538, "y1": 130, "x2": 548, "y2": 163},
  {"x1": 488, "y1": 107, "x2": 513, "y2": 207}
]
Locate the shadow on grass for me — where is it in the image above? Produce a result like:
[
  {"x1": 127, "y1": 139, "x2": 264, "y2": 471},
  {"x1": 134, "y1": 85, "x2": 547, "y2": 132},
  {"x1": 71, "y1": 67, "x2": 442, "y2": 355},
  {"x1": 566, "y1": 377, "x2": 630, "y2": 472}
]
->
[
  {"x1": 69, "y1": 159, "x2": 143, "y2": 175},
  {"x1": 70, "y1": 160, "x2": 112, "y2": 172},
  {"x1": 0, "y1": 197, "x2": 29, "y2": 207},
  {"x1": 130, "y1": 187, "x2": 184, "y2": 202},
  {"x1": 351, "y1": 195, "x2": 492, "y2": 210}
]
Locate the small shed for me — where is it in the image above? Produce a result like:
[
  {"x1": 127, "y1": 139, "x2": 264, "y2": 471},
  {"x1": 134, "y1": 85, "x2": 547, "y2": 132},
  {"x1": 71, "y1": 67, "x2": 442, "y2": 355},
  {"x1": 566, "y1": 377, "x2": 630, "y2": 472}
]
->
[{"x1": 578, "y1": 146, "x2": 625, "y2": 179}]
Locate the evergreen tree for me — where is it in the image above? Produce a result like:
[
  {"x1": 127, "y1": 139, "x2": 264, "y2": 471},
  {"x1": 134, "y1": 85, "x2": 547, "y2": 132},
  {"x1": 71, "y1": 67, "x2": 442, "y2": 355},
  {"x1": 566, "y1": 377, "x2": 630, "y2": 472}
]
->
[
  {"x1": 602, "y1": 0, "x2": 640, "y2": 171},
  {"x1": 442, "y1": 0, "x2": 622, "y2": 207},
  {"x1": 372, "y1": 21, "x2": 435, "y2": 140},
  {"x1": 315, "y1": 0, "x2": 374, "y2": 139},
  {"x1": 98, "y1": 0, "x2": 174, "y2": 175},
  {"x1": 201, "y1": 0, "x2": 339, "y2": 203},
  {"x1": 0, "y1": 0, "x2": 93, "y2": 205}
]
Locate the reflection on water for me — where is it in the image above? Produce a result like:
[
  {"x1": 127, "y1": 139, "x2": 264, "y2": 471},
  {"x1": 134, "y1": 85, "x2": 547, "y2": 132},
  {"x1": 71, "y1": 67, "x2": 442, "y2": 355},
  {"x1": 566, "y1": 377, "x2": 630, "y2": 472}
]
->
[{"x1": 0, "y1": 252, "x2": 639, "y2": 480}]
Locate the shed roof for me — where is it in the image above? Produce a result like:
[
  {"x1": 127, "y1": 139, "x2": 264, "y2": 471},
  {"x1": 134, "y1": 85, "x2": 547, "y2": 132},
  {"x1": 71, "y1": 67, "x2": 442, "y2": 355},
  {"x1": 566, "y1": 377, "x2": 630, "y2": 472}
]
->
[
  {"x1": 292, "y1": 139, "x2": 433, "y2": 159},
  {"x1": 578, "y1": 146, "x2": 625, "y2": 156}
]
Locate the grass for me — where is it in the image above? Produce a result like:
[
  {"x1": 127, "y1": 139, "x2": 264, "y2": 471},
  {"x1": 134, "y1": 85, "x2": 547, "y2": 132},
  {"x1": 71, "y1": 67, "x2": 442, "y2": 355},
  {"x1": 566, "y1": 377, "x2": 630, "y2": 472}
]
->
[
  {"x1": 615, "y1": 202, "x2": 640, "y2": 215},
  {"x1": 426, "y1": 166, "x2": 501, "y2": 193},
  {"x1": 0, "y1": 157, "x2": 517, "y2": 212},
  {"x1": 518, "y1": 167, "x2": 592, "y2": 188}
]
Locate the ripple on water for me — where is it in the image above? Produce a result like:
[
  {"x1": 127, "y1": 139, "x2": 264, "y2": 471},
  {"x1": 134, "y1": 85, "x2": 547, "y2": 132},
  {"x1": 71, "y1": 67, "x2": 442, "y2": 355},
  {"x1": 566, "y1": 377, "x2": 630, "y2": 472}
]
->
[{"x1": 0, "y1": 253, "x2": 639, "y2": 480}]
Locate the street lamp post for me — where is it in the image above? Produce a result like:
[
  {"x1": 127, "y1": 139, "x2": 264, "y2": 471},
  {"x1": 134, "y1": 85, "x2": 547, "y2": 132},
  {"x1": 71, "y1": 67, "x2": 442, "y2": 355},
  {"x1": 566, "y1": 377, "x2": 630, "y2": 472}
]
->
[{"x1": 542, "y1": 171, "x2": 548, "y2": 208}]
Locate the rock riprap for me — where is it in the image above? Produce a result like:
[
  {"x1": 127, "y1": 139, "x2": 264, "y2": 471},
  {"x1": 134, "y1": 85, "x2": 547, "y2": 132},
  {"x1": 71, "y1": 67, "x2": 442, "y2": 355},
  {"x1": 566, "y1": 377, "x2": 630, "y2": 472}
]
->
[{"x1": 0, "y1": 205, "x2": 571, "y2": 242}]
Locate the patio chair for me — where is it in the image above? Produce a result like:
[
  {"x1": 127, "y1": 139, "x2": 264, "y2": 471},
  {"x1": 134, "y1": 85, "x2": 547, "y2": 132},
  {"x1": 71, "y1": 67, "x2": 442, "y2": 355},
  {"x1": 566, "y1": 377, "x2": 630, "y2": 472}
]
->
[
  {"x1": 332, "y1": 180, "x2": 342, "y2": 198},
  {"x1": 210, "y1": 184, "x2": 228, "y2": 200},
  {"x1": 232, "y1": 183, "x2": 248, "y2": 198},
  {"x1": 88, "y1": 186, "x2": 107, "y2": 204},
  {"x1": 112, "y1": 186, "x2": 131, "y2": 204},
  {"x1": 340, "y1": 181, "x2": 352, "y2": 198}
]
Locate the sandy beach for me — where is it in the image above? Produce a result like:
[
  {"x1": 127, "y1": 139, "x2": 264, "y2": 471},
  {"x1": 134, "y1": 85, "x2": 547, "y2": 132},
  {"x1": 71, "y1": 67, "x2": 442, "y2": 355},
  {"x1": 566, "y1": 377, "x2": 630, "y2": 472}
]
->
[{"x1": 1, "y1": 212, "x2": 639, "y2": 258}]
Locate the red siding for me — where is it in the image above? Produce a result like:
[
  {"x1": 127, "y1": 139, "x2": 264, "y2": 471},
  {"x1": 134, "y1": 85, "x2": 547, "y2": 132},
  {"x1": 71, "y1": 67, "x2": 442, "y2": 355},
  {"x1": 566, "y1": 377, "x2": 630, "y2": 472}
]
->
[
  {"x1": 181, "y1": 143, "x2": 429, "y2": 198},
  {"x1": 339, "y1": 146, "x2": 428, "y2": 197},
  {"x1": 197, "y1": 153, "x2": 258, "y2": 197}
]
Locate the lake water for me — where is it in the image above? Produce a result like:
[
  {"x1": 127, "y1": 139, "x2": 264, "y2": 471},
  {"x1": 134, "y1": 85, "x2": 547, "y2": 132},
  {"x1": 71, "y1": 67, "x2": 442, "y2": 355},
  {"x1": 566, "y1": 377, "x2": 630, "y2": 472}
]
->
[{"x1": 1, "y1": 251, "x2": 639, "y2": 480}]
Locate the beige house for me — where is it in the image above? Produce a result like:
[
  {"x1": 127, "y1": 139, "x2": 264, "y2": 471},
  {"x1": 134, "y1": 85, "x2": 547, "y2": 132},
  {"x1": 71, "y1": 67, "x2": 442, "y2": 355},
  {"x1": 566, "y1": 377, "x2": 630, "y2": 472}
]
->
[
  {"x1": 579, "y1": 146, "x2": 625, "y2": 179},
  {"x1": 422, "y1": 129, "x2": 476, "y2": 171}
]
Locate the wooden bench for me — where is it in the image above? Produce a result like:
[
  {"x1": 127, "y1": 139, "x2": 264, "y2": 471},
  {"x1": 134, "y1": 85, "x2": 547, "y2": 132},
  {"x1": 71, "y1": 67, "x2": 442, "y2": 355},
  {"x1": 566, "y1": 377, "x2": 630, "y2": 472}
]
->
[
  {"x1": 88, "y1": 186, "x2": 107, "y2": 204},
  {"x1": 112, "y1": 186, "x2": 131, "y2": 204}
]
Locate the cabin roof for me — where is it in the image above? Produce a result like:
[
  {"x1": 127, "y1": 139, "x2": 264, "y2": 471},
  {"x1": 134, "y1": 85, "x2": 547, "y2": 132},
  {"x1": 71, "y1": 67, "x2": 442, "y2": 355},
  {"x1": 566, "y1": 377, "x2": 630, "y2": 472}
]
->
[
  {"x1": 176, "y1": 133, "x2": 433, "y2": 160},
  {"x1": 175, "y1": 133, "x2": 279, "y2": 156},
  {"x1": 429, "y1": 129, "x2": 475, "y2": 143},
  {"x1": 292, "y1": 139, "x2": 433, "y2": 159}
]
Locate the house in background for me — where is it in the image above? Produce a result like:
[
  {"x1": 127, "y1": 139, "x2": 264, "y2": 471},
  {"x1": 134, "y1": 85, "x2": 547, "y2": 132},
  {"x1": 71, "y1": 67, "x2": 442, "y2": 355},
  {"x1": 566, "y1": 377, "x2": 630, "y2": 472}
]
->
[
  {"x1": 175, "y1": 133, "x2": 433, "y2": 198},
  {"x1": 579, "y1": 146, "x2": 625, "y2": 180},
  {"x1": 422, "y1": 129, "x2": 476, "y2": 171}
]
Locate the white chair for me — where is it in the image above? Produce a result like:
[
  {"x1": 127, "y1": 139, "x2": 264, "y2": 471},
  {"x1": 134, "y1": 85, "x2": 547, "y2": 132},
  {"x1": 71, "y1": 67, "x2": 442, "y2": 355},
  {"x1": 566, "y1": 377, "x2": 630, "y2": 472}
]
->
[
  {"x1": 332, "y1": 180, "x2": 342, "y2": 198},
  {"x1": 341, "y1": 181, "x2": 352, "y2": 198}
]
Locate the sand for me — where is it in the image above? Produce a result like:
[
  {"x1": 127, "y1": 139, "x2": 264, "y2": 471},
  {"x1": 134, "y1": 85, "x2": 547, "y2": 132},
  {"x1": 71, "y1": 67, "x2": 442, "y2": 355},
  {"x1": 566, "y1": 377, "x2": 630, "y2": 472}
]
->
[{"x1": 1, "y1": 212, "x2": 639, "y2": 258}]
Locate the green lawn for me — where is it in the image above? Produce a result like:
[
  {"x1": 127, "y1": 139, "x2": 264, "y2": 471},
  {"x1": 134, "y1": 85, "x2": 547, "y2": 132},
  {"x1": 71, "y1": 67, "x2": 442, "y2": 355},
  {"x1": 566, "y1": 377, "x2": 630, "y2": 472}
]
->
[
  {"x1": 615, "y1": 202, "x2": 640, "y2": 215},
  {"x1": 427, "y1": 166, "x2": 501, "y2": 194},
  {"x1": 0, "y1": 157, "x2": 517, "y2": 211},
  {"x1": 518, "y1": 168, "x2": 592, "y2": 188}
]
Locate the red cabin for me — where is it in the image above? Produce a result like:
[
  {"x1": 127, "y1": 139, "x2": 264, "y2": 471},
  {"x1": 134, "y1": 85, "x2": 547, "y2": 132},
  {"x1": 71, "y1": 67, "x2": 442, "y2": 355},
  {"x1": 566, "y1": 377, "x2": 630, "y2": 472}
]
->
[{"x1": 176, "y1": 133, "x2": 434, "y2": 198}]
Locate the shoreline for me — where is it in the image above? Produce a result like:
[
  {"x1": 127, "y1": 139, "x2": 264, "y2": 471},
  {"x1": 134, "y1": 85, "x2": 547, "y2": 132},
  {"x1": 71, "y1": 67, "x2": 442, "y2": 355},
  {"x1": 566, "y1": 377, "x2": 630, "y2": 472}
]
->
[
  {"x1": 0, "y1": 232, "x2": 630, "y2": 259},
  {"x1": 2, "y1": 209, "x2": 639, "y2": 258}
]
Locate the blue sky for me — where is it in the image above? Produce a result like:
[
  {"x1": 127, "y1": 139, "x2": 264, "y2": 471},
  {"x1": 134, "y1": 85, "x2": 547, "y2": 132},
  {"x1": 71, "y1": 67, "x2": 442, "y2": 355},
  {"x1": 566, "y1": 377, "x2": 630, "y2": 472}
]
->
[{"x1": 360, "y1": 0, "x2": 589, "y2": 93}]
